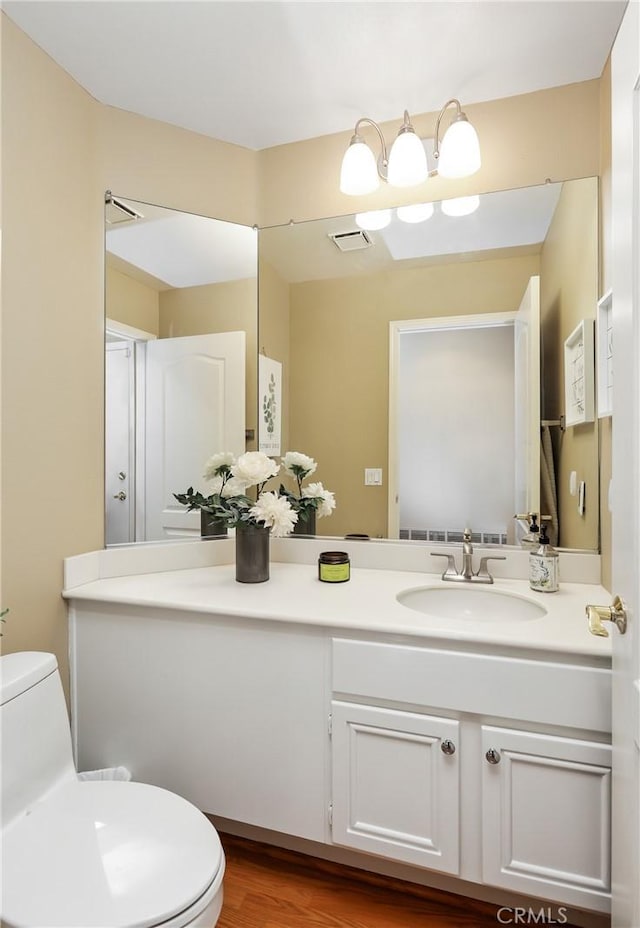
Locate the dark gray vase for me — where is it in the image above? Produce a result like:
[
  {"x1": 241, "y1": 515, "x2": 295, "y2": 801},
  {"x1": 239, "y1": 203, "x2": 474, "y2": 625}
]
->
[
  {"x1": 292, "y1": 510, "x2": 316, "y2": 536},
  {"x1": 200, "y1": 511, "x2": 228, "y2": 538},
  {"x1": 235, "y1": 523, "x2": 270, "y2": 583}
]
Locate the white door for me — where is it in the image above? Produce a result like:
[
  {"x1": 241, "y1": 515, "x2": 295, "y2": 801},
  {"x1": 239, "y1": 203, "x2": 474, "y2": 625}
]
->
[
  {"x1": 513, "y1": 276, "x2": 541, "y2": 535},
  {"x1": 105, "y1": 341, "x2": 135, "y2": 544},
  {"x1": 610, "y1": 5, "x2": 640, "y2": 926},
  {"x1": 144, "y1": 331, "x2": 246, "y2": 540}
]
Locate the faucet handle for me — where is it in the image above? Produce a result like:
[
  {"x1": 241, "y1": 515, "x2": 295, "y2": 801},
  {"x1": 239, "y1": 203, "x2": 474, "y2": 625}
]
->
[
  {"x1": 476, "y1": 555, "x2": 506, "y2": 583},
  {"x1": 431, "y1": 552, "x2": 458, "y2": 578}
]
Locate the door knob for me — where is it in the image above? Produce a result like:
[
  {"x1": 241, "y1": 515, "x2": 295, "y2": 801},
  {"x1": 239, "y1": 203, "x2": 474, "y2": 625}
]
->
[
  {"x1": 586, "y1": 595, "x2": 627, "y2": 637},
  {"x1": 113, "y1": 491, "x2": 127, "y2": 501}
]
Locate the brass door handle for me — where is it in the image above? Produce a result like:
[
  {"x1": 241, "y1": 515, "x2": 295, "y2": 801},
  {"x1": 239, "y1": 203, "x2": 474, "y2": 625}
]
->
[{"x1": 586, "y1": 595, "x2": 627, "y2": 637}]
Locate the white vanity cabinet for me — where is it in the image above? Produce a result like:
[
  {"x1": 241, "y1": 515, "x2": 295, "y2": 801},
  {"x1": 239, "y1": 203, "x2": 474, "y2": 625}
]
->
[
  {"x1": 67, "y1": 571, "x2": 612, "y2": 917},
  {"x1": 330, "y1": 637, "x2": 612, "y2": 913},
  {"x1": 69, "y1": 602, "x2": 328, "y2": 843}
]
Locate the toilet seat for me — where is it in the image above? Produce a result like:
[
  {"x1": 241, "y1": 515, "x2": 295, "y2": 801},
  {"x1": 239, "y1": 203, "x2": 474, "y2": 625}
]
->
[{"x1": 2, "y1": 780, "x2": 224, "y2": 928}]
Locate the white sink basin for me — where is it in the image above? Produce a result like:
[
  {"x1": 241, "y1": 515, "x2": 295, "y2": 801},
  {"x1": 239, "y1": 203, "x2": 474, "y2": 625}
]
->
[{"x1": 396, "y1": 585, "x2": 547, "y2": 621}]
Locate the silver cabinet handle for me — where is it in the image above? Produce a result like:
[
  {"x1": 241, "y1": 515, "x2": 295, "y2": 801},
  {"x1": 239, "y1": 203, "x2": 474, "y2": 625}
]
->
[
  {"x1": 113, "y1": 491, "x2": 127, "y2": 501},
  {"x1": 441, "y1": 739, "x2": 456, "y2": 755},
  {"x1": 485, "y1": 748, "x2": 501, "y2": 764}
]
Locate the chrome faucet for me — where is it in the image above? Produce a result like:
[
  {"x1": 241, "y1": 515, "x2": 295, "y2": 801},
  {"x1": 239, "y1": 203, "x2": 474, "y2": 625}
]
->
[{"x1": 431, "y1": 528, "x2": 506, "y2": 584}]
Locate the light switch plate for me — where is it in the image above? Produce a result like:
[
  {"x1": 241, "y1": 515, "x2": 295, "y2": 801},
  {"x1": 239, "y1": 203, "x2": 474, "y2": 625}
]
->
[{"x1": 364, "y1": 468, "x2": 383, "y2": 486}]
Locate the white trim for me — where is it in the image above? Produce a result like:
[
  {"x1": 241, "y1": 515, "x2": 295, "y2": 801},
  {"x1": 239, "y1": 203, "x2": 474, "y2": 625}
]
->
[{"x1": 105, "y1": 318, "x2": 157, "y2": 341}]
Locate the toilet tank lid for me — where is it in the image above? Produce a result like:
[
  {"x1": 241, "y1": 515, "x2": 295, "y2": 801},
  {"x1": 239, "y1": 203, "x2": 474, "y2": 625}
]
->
[{"x1": 1, "y1": 652, "x2": 57, "y2": 706}]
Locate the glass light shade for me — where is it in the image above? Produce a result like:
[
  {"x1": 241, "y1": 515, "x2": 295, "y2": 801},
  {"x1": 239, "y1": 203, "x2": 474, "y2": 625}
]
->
[
  {"x1": 441, "y1": 195, "x2": 480, "y2": 217},
  {"x1": 437, "y1": 118, "x2": 481, "y2": 179},
  {"x1": 340, "y1": 139, "x2": 380, "y2": 195},
  {"x1": 355, "y1": 209, "x2": 392, "y2": 231},
  {"x1": 387, "y1": 130, "x2": 428, "y2": 188},
  {"x1": 396, "y1": 202, "x2": 435, "y2": 224}
]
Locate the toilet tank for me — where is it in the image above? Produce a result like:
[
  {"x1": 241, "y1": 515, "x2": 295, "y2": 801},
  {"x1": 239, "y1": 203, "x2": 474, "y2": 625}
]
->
[{"x1": 1, "y1": 652, "x2": 77, "y2": 828}]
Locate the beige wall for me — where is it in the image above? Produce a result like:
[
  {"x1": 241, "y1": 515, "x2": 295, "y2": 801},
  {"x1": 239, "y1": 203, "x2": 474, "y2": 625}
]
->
[
  {"x1": 106, "y1": 265, "x2": 160, "y2": 335},
  {"x1": 287, "y1": 254, "x2": 540, "y2": 538},
  {"x1": 0, "y1": 16, "x2": 258, "y2": 693},
  {"x1": 159, "y1": 279, "x2": 258, "y2": 443},
  {"x1": 1, "y1": 18, "x2": 102, "y2": 683},
  {"x1": 1, "y1": 11, "x2": 611, "y2": 689},
  {"x1": 540, "y1": 178, "x2": 599, "y2": 550},
  {"x1": 257, "y1": 260, "x2": 291, "y2": 455}
]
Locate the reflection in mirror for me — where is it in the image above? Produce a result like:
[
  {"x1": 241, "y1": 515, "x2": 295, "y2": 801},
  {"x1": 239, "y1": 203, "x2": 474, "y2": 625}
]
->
[
  {"x1": 104, "y1": 196, "x2": 257, "y2": 545},
  {"x1": 259, "y1": 178, "x2": 599, "y2": 552}
]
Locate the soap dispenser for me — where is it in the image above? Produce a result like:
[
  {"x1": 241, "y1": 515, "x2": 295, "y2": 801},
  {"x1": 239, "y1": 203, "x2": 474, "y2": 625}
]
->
[
  {"x1": 517, "y1": 512, "x2": 541, "y2": 550},
  {"x1": 529, "y1": 522, "x2": 559, "y2": 593}
]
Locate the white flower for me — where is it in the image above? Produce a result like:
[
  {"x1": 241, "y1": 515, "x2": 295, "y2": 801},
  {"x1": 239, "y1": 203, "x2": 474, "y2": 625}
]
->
[
  {"x1": 250, "y1": 491, "x2": 298, "y2": 537},
  {"x1": 282, "y1": 451, "x2": 317, "y2": 479},
  {"x1": 232, "y1": 451, "x2": 280, "y2": 488},
  {"x1": 221, "y1": 476, "x2": 248, "y2": 498},
  {"x1": 203, "y1": 452, "x2": 236, "y2": 481},
  {"x1": 302, "y1": 482, "x2": 336, "y2": 518}
]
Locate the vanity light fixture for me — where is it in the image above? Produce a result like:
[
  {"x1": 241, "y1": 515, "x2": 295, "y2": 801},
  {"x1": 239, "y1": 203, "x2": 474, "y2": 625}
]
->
[
  {"x1": 355, "y1": 209, "x2": 392, "y2": 231},
  {"x1": 396, "y1": 202, "x2": 435, "y2": 224},
  {"x1": 340, "y1": 99, "x2": 481, "y2": 196},
  {"x1": 441, "y1": 194, "x2": 480, "y2": 217}
]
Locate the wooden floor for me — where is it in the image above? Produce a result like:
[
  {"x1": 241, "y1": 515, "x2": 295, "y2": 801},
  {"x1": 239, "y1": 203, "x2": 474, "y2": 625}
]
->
[{"x1": 217, "y1": 833, "x2": 512, "y2": 928}]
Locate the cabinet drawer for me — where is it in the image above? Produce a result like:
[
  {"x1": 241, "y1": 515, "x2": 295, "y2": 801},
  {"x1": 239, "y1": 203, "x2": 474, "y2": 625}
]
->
[{"x1": 332, "y1": 638, "x2": 611, "y2": 733}]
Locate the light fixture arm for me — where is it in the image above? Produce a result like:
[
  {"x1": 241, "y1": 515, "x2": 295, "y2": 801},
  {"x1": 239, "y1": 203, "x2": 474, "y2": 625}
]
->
[
  {"x1": 433, "y1": 98, "x2": 464, "y2": 163},
  {"x1": 352, "y1": 116, "x2": 389, "y2": 180}
]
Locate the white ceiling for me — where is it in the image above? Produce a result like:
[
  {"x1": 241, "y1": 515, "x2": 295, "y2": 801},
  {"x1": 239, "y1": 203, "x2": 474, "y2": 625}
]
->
[{"x1": 2, "y1": 0, "x2": 627, "y2": 151}]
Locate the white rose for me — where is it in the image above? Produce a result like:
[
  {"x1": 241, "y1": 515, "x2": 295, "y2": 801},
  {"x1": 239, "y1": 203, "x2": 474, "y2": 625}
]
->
[
  {"x1": 203, "y1": 451, "x2": 236, "y2": 481},
  {"x1": 231, "y1": 451, "x2": 280, "y2": 488},
  {"x1": 302, "y1": 482, "x2": 336, "y2": 518},
  {"x1": 282, "y1": 451, "x2": 317, "y2": 479},
  {"x1": 250, "y1": 492, "x2": 298, "y2": 537}
]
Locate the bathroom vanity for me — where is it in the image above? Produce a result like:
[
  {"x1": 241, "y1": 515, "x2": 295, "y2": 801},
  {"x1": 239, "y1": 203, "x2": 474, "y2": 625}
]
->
[{"x1": 64, "y1": 539, "x2": 611, "y2": 923}]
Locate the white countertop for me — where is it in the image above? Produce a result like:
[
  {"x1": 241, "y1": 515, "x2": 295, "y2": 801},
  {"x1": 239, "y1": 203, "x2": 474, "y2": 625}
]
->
[{"x1": 64, "y1": 561, "x2": 612, "y2": 662}]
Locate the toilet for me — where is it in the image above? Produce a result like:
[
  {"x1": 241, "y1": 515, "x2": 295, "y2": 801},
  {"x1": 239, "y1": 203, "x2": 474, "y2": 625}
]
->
[{"x1": 1, "y1": 652, "x2": 225, "y2": 928}]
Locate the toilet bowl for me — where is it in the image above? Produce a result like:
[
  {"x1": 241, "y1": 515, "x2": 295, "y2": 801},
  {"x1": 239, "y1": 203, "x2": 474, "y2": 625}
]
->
[{"x1": 1, "y1": 652, "x2": 225, "y2": 928}]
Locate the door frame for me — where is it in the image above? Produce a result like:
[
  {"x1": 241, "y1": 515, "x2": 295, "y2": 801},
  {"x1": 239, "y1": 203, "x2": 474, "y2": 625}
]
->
[
  {"x1": 105, "y1": 319, "x2": 156, "y2": 543},
  {"x1": 610, "y1": 3, "x2": 640, "y2": 924}
]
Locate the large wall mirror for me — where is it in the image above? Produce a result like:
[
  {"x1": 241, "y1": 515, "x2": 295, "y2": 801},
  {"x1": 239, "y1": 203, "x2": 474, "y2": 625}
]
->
[
  {"x1": 104, "y1": 195, "x2": 257, "y2": 545},
  {"x1": 258, "y1": 177, "x2": 600, "y2": 552}
]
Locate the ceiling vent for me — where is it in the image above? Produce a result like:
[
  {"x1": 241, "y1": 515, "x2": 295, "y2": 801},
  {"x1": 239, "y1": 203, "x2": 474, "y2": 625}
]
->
[
  {"x1": 105, "y1": 193, "x2": 144, "y2": 225},
  {"x1": 328, "y1": 229, "x2": 373, "y2": 252}
]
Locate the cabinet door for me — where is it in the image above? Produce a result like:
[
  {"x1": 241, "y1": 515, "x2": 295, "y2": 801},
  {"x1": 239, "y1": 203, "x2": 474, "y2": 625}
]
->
[
  {"x1": 331, "y1": 701, "x2": 459, "y2": 873},
  {"x1": 481, "y1": 726, "x2": 611, "y2": 913}
]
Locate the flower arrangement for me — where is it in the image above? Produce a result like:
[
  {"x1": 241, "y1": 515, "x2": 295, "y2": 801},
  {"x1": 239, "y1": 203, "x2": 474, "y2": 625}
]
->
[
  {"x1": 175, "y1": 451, "x2": 298, "y2": 537},
  {"x1": 278, "y1": 451, "x2": 336, "y2": 527}
]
